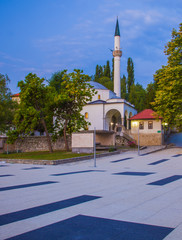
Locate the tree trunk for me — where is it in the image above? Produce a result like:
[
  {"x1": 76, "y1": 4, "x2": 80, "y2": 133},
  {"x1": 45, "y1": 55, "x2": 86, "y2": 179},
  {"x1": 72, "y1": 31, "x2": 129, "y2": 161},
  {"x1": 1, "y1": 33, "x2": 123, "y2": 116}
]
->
[
  {"x1": 63, "y1": 119, "x2": 69, "y2": 151},
  {"x1": 41, "y1": 118, "x2": 53, "y2": 153}
]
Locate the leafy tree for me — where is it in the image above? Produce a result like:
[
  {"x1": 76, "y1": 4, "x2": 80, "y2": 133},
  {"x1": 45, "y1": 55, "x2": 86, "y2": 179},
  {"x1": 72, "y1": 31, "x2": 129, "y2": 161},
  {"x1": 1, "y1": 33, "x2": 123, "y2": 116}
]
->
[
  {"x1": 99, "y1": 65, "x2": 103, "y2": 78},
  {"x1": 94, "y1": 65, "x2": 103, "y2": 80},
  {"x1": 94, "y1": 60, "x2": 113, "y2": 91},
  {"x1": 120, "y1": 74, "x2": 127, "y2": 100},
  {"x1": 53, "y1": 69, "x2": 96, "y2": 151},
  {"x1": 95, "y1": 76, "x2": 113, "y2": 91},
  {"x1": 7, "y1": 73, "x2": 55, "y2": 152},
  {"x1": 152, "y1": 23, "x2": 182, "y2": 130},
  {"x1": 127, "y1": 57, "x2": 135, "y2": 94},
  {"x1": 111, "y1": 58, "x2": 114, "y2": 81},
  {"x1": 145, "y1": 82, "x2": 157, "y2": 109},
  {"x1": 48, "y1": 70, "x2": 66, "y2": 93},
  {"x1": 103, "y1": 60, "x2": 111, "y2": 78},
  {"x1": 0, "y1": 74, "x2": 16, "y2": 133},
  {"x1": 94, "y1": 65, "x2": 100, "y2": 80},
  {"x1": 128, "y1": 83, "x2": 146, "y2": 112}
]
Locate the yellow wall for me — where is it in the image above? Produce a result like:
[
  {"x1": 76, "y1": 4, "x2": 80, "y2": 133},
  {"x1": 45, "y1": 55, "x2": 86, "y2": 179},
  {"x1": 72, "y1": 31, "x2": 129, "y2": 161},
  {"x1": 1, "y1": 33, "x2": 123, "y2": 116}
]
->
[{"x1": 130, "y1": 119, "x2": 163, "y2": 146}]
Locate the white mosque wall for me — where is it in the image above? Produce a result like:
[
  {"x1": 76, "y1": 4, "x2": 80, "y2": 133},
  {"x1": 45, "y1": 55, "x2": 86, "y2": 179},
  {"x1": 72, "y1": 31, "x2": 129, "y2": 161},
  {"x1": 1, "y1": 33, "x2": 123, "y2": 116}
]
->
[
  {"x1": 82, "y1": 104, "x2": 104, "y2": 130},
  {"x1": 82, "y1": 102, "x2": 137, "y2": 131},
  {"x1": 91, "y1": 89, "x2": 110, "y2": 102}
]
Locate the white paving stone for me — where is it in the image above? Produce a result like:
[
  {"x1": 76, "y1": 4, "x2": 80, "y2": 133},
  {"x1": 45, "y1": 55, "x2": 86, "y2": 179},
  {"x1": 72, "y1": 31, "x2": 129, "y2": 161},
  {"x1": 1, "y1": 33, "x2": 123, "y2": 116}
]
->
[{"x1": 0, "y1": 147, "x2": 182, "y2": 239}]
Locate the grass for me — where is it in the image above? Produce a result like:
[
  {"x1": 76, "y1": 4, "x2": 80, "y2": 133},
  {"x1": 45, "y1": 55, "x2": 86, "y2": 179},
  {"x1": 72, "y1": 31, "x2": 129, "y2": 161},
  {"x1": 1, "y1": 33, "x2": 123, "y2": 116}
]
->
[{"x1": 0, "y1": 151, "x2": 91, "y2": 160}]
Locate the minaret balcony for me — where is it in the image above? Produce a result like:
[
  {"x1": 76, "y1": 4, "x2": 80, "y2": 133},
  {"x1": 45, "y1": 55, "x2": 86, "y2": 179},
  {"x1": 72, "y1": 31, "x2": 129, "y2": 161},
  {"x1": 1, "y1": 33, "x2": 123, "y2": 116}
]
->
[{"x1": 113, "y1": 50, "x2": 122, "y2": 57}]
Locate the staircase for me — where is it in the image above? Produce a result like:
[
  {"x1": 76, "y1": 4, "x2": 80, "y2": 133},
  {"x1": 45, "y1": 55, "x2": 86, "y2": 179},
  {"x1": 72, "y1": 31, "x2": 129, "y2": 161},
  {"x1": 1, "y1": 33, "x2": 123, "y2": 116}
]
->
[{"x1": 115, "y1": 131, "x2": 136, "y2": 146}]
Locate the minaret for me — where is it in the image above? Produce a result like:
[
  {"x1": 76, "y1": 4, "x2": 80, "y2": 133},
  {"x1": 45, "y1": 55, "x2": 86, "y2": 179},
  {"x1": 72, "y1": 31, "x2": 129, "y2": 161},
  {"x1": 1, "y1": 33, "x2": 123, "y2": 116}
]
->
[{"x1": 113, "y1": 18, "x2": 122, "y2": 98}]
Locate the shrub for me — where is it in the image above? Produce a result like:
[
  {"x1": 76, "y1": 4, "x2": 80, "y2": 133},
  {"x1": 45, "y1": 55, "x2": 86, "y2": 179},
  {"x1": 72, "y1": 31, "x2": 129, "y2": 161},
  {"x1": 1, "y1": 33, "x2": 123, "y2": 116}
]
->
[{"x1": 128, "y1": 141, "x2": 137, "y2": 148}]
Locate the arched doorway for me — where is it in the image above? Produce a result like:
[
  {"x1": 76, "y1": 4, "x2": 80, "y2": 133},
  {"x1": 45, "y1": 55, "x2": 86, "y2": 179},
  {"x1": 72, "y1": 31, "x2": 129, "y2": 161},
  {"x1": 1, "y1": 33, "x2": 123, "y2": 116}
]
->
[
  {"x1": 124, "y1": 110, "x2": 128, "y2": 129},
  {"x1": 105, "y1": 109, "x2": 122, "y2": 132},
  {"x1": 129, "y1": 112, "x2": 132, "y2": 130}
]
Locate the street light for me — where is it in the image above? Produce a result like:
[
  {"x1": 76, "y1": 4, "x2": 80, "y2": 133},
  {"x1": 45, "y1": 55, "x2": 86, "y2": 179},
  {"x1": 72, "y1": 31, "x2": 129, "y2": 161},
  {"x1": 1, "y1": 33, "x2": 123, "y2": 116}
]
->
[
  {"x1": 93, "y1": 127, "x2": 96, "y2": 167},
  {"x1": 132, "y1": 121, "x2": 140, "y2": 156}
]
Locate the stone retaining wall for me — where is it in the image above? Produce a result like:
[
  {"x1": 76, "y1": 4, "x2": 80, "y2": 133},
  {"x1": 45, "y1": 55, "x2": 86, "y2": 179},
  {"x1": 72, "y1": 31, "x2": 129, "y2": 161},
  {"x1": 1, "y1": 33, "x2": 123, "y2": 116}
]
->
[
  {"x1": 1, "y1": 136, "x2": 71, "y2": 153},
  {"x1": 131, "y1": 133, "x2": 163, "y2": 146}
]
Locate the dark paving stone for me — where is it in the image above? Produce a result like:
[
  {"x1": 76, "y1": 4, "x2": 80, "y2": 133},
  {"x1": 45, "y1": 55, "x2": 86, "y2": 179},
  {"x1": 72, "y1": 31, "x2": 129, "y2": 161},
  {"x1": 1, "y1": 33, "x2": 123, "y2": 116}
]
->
[
  {"x1": 113, "y1": 171, "x2": 155, "y2": 176},
  {"x1": 148, "y1": 175, "x2": 182, "y2": 186},
  {"x1": 51, "y1": 170, "x2": 105, "y2": 176},
  {"x1": 0, "y1": 174, "x2": 14, "y2": 177},
  {"x1": 140, "y1": 153, "x2": 150, "y2": 156},
  {"x1": 0, "y1": 181, "x2": 58, "y2": 192},
  {"x1": 0, "y1": 195, "x2": 100, "y2": 226},
  {"x1": 111, "y1": 157, "x2": 133, "y2": 163},
  {"x1": 8, "y1": 214, "x2": 174, "y2": 240},
  {"x1": 172, "y1": 154, "x2": 182, "y2": 157},
  {"x1": 0, "y1": 165, "x2": 9, "y2": 167},
  {"x1": 22, "y1": 167, "x2": 44, "y2": 170},
  {"x1": 148, "y1": 159, "x2": 169, "y2": 165}
]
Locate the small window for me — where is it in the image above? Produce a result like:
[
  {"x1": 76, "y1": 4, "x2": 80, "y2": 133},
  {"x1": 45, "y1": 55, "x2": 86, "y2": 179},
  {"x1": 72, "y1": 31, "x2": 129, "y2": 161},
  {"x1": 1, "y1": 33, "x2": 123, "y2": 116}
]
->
[
  {"x1": 139, "y1": 121, "x2": 144, "y2": 130},
  {"x1": 148, "y1": 121, "x2": 153, "y2": 129},
  {"x1": 98, "y1": 94, "x2": 101, "y2": 100},
  {"x1": 85, "y1": 112, "x2": 89, "y2": 119}
]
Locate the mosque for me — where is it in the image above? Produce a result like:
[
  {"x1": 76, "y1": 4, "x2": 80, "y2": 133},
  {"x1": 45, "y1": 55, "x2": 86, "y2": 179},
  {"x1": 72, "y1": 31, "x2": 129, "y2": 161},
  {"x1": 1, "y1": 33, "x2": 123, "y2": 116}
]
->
[
  {"x1": 81, "y1": 19, "x2": 137, "y2": 133},
  {"x1": 72, "y1": 19, "x2": 138, "y2": 152}
]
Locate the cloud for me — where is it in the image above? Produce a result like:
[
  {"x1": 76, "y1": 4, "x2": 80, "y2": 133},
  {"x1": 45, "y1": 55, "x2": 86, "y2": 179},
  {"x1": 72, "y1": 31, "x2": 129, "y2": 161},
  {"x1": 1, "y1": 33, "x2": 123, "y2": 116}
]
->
[
  {"x1": 0, "y1": 62, "x2": 4, "y2": 67},
  {"x1": 0, "y1": 52, "x2": 25, "y2": 63},
  {"x1": 20, "y1": 67, "x2": 37, "y2": 72},
  {"x1": 74, "y1": 20, "x2": 93, "y2": 30},
  {"x1": 123, "y1": 9, "x2": 162, "y2": 25}
]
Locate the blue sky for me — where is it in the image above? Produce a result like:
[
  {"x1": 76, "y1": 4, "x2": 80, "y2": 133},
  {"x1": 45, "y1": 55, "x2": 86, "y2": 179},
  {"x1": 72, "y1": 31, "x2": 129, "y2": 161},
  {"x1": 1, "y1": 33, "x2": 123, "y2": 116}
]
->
[{"x1": 0, "y1": 0, "x2": 181, "y2": 94}]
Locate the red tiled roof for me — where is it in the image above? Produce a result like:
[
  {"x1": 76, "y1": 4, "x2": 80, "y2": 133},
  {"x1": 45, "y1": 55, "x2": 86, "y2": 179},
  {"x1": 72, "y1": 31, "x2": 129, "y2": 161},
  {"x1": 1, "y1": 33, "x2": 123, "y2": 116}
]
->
[
  {"x1": 11, "y1": 93, "x2": 20, "y2": 97},
  {"x1": 130, "y1": 109, "x2": 162, "y2": 120}
]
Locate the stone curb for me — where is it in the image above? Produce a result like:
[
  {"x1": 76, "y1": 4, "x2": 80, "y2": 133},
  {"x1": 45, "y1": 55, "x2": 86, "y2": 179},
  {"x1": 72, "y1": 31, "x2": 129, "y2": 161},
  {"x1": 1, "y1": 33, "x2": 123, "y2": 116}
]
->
[
  {"x1": 140, "y1": 145, "x2": 182, "y2": 156},
  {"x1": 139, "y1": 145, "x2": 167, "y2": 156},
  {"x1": 0, "y1": 150, "x2": 122, "y2": 165}
]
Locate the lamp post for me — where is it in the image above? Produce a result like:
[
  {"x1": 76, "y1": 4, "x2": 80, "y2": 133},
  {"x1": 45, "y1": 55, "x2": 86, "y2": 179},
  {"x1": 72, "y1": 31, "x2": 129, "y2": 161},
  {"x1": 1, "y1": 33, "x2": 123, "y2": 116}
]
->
[
  {"x1": 93, "y1": 127, "x2": 96, "y2": 167},
  {"x1": 132, "y1": 121, "x2": 140, "y2": 156},
  {"x1": 138, "y1": 125, "x2": 140, "y2": 156}
]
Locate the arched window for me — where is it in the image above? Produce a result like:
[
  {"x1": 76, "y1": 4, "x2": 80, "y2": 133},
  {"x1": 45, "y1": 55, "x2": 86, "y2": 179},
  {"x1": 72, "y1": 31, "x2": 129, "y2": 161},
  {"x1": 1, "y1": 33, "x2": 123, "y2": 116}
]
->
[{"x1": 85, "y1": 112, "x2": 89, "y2": 119}]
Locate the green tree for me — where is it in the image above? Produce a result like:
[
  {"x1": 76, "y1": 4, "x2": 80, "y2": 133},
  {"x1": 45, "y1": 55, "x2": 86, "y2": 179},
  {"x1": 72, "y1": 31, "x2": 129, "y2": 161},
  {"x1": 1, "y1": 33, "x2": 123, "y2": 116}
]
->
[
  {"x1": 94, "y1": 65, "x2": 100, "y2": 80},
  {"x1": 94, "y1": 65, "x2": 104, "y2": 80},
  {"x1": 0, "y1": 74, "x2": 16, "y2": 133},
  {"x1": 152, "y1": 23, "x2": 182, "y2": 130},
  {"x1": 99, "y1": 65, "x2": 103, "y2": 78},
  {"x1": 111, "y1": 58, "x2": 114, "y2": 81},
  {"x1": 53, "y1": 69, "x2": 96, "y2": 151},
  {"x1": 94, "y1": 60, "x2": 113, "y2": 90},
  {"x1": 127, "y1": 57, "x2": 135, "y2": 94},
  {"x1": 96, "y1": 76, "x2": 113, "y2": 91},
  {"x1": 129, "y1": 83, "x2": 146, "y2": 112},
  {"x1": 103, "y1": 60, "x2": 111, "y2": 78},
  {"x1": 7, "y1": 73, "x2": 55, "y2": 152},
  {"x1": 145, "y1": 82, "x2": 157, "y2": 109},
  {"x1": 120, "y1": 74, "x2": 127, "y2": 100},
  {"x1": 48, "y1": 70, "x2": 66, "y2": 93}
]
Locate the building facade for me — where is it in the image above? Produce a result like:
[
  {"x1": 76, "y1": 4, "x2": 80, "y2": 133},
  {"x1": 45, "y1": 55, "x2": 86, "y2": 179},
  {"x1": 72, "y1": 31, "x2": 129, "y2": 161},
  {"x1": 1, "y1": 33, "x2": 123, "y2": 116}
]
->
[
  {"x1": 81, "y1": 19, "x2": 137, "y2": 133},
  {"x1": 130, "y1": 109, "x2": 164, "y2": 146},
  {"x1": 81, "y1": 82, "x2": 137, "y2": 132}
]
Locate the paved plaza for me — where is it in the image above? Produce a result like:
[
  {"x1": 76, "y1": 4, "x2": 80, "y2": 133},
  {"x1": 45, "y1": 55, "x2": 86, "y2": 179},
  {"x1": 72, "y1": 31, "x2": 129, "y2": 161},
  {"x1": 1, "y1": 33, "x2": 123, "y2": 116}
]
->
[{"x1": 0, "y1": 148, "x2": 182, "y2": 239}]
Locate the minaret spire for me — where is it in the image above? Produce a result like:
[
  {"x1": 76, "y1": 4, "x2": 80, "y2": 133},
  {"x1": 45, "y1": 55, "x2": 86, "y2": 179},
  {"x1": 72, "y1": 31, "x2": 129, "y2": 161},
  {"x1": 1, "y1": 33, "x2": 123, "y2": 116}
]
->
[
  {"x1": 115, "y1": 17, "x2": 120, "y2": 36},
  {"x1": 113, "y1": 18, "x2": 122, "y2": 98}
]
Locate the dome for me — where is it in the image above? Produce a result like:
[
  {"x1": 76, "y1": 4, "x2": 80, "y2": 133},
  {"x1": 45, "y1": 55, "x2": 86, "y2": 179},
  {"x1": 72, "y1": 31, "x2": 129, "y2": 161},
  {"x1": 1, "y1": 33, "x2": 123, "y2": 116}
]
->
[{"x1": 89, "y1": 81, "x2": 108, "y2": 90}]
